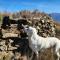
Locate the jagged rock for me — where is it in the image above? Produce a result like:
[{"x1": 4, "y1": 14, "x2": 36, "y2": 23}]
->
[
  {"x1": 0, "y1": 45, "x2": 7, "y2": 51},
  {"x1": 9, "y1": 39, "x2": 14, "y2": 43},
  {"x1": 14, "y1": 52, "x2": 21, "y2": 60},
  {"x1": 8, "y1": 46, "x2": 17, "y2": 50},
  {"x1": 24, "y1": 18, "x2": 55, "y2": 37},
  {"x1": 2, "y1": 33, "x2": 18, "y2": 38},
  {"x1": 0, "y1": 40, "x2": 6, "y2": 45},
  {"x1": 0, "y1": 51, "x2": 14, "y2": 60}
]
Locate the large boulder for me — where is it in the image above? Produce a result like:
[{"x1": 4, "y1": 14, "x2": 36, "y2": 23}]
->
[
  {"x1": 15, "y1": 10, "x2": 56, "y2": 37},
  {"x1": 12, "y1": 10, "x2": 56, "y2": 37}
]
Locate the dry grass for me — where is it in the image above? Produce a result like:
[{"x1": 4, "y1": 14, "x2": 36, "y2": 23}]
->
[
  {"x1": 54, "y1": 22, "x2": 60, "y2": 39},
  {"x1": 54, "y1": 22, "x2": 60, "y2": 30}
]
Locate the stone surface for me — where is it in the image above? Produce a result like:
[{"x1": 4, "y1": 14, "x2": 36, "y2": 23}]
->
[{"x1": 0, "y1": 10, "x2": 56, "y2": 60}]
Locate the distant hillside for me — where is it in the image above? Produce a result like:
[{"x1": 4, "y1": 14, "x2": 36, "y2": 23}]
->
[
  {"x1": 54, "y1": 21, "x2": 60, "y2": 39},
  {"x1": 54, "y1": 22, "x2": 60, "y2": 30},
  {"x1": 49, "y1": 13, "x2": 60, "y2": 22}
]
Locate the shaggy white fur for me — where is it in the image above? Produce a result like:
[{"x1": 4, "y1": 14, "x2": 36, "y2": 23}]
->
[{"x1": 23, "y1": 25, "x2": 60, "y2": 60}]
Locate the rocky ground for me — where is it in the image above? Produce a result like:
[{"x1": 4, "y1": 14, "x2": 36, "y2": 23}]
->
[{"x1": 0, "y1": 10, "x2": 60, "y2": 60}]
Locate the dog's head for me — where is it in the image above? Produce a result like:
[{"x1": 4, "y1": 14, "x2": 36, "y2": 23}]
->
[{"x1": 22, "y1": 24, "x2": 37, "y2": 36}]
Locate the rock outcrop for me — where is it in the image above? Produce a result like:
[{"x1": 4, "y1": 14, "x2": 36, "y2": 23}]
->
[{"x1": 0, "y1": 10, "x2": 56, "y2": 60}]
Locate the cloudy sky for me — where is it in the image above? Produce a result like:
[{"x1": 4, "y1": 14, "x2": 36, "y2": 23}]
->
[{"x1": 0, "y1": 0, "x2": 60, "y2": 13}]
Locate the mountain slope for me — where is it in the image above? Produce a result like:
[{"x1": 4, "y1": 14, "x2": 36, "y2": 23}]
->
[{"x1": 49, "y1": 13, "x2": 60, "y2": 22}]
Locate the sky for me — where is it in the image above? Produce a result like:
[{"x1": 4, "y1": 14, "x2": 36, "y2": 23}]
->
[{"x1": 0, "y1": 0, "x2": 60, "y2": 13}]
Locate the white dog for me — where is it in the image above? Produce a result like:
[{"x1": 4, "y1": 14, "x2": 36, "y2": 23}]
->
[{"x1": 23, "y1": 25, "x2": 60, "y2": 60}]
